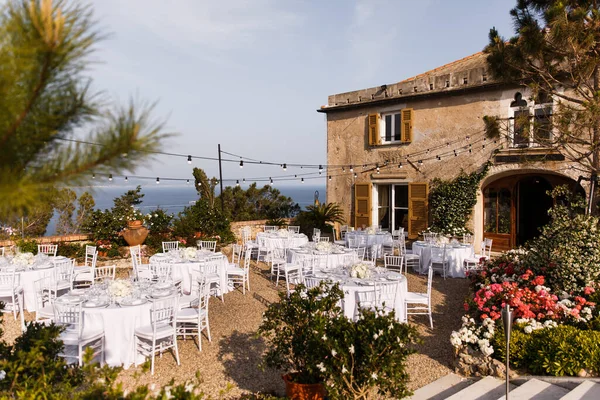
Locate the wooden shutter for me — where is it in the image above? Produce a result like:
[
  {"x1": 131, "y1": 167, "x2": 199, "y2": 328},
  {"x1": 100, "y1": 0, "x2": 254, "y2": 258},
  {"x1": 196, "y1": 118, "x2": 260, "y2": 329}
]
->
[
  {"x1": 408, "y1": 182, "x2": 428, "y2": 239},
  {"x1": 368, "y1": 113, "x2": 381, "y2": 146},
  {"x1": 401, "y1": 108, "x2": 414, "y2": 143},
  {"x1": 354, "y1": 183, "x2": 372, "y2": 228}
]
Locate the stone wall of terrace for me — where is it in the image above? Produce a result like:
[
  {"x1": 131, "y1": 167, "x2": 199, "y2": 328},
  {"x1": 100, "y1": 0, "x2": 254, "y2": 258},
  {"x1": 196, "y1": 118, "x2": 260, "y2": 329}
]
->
[{"x1": 230, "y1": 218, "x2": 293, "y2": 242}]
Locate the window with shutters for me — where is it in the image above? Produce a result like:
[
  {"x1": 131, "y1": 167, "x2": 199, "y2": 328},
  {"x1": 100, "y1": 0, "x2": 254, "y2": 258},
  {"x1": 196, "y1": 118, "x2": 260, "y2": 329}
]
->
[{"x1": 368, "y1": 108, "x2": 413, "y2": 146}]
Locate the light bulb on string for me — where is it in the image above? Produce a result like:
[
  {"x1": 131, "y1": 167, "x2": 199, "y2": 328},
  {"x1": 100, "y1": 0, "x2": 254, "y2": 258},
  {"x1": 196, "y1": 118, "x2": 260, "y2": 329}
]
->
[
  {"x1": 186, "y1": 179, "x2": 190, "y2": 184},
  {"x1": 328, "y1": 176, "x2": 332, "y2": 181},
  {"x1": 236, "y1": 180, "x2": 240, "y2": 187},
  {"x1": 283, "y1": 163, "x2": 287, "y2": 171},
  {"x1": 354, "y1": 172, "x2": 358, "y2": 178},
  {"x1": 376, "y1": 164, "x2": 380, "y2": 174},
  {"x1": 398, "y1": 162, "x2": 403, "y2": 168},
  {"x1": 92, "y1": 173, "x2": 95, "y2": 179},
  {"x1": 125, "y1": 176, "x2": 128, "y2": 182},
  {"x1": 108, "y1": 174, "x2": 113, "y2": 182},
  {"x1": 349, "y1": 165, "x2": 354, "y2": 172},
  {"x1": 243, "y1": 178, "x2": 246, "y2": 183},
  {"x1": 239, "y1": 160, "x2": 244, "y2": 168},
  {"x1": 301, "y1": 178, "x2": 304, "y2": 183},
  {"x1": 187, "y1": 155, "x2": 192, "y2": 164},
  {"x1": 156, "y1": 177, "x2": 160, "y2": 184},
  {"x1": 418, "y1": 160, "x2": 423, "y2": 165},
  {"x1": 270, "y1": 177, "x2": 273, "y2": 186},
  {"x1": 318, "y1": 165, "x2": 323, "y2": 173}
]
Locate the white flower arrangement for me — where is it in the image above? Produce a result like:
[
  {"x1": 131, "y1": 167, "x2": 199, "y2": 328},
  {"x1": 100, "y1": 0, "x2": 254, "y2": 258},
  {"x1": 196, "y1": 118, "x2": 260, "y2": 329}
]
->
[
  {"x1": 365, "y1": 227, "x2": 375, "y2": 234},
  {"x1": 12, "y1": 252, "x2": 35, "y2": 266},
  {"x1": 316, "y1": 241, "x2": 332, "y2": 251},
  {"x1": 108, "y1": 280, "x2": 133, "y2": 298},
  {"x1": 276, "y1": 229, "x2": 289, "y2": 237},
  {"x1": 450, "y1": 316, "x2": 495, "y2": 356},
  {"x1": 182, "y1": 247, "x2": 198, "y2": 260},
  {"x1": 350, "y1": 262, "x2": 372, "y2": 279}
]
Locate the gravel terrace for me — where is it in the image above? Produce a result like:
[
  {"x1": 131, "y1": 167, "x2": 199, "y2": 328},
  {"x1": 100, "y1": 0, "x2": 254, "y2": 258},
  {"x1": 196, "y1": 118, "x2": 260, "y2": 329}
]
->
[{"x1": 1, "y1": 258, "x2": 470, "y2": 398}]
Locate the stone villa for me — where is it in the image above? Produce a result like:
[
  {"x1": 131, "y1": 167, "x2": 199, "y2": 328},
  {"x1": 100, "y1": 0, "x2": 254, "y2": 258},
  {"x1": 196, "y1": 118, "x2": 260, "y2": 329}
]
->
[{"x1": 319, "y1": 52, "x2": 583, "y2": 252}]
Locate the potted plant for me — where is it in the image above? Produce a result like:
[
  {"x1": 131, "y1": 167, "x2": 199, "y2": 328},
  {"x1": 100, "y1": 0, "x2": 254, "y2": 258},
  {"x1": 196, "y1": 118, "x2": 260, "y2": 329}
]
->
[
  {"x1": 96, "y1": 240, "x2": 111, "y2": 257},
  {"x1": 257, "y1": 282, "x2": 345, "y2": 399}
]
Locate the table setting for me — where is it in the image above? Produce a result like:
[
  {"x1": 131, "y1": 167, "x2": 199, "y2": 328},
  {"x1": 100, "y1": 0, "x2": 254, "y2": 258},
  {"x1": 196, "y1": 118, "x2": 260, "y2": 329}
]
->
[
  {"x1": 287, "y1": 241, "x2": 357, "y2": 270},
  {"x1": 149, "y1": 248, "x2": 228, "y2": 295},
  {"x1": 310, "y1": 261, "x2": 407, "y2": 321},
  {"x1": 256, "y1": 231, "x2": 309, "y2": 251},
  {"x1": 412, "y1": 238, "x2": 474, "y2": 278},
  {"x1": 54, "y1": 277, "x2": 180, "y2": 367}
]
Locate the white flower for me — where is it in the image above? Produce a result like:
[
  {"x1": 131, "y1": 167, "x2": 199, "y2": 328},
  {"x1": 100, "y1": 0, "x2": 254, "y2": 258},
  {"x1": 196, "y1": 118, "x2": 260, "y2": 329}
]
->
[
  {"x1": 317, "y1": 362, "x2": 326, "y2": 372},
  {"x1": 322, "y1": 334, "x2": 327, "y2": 341},
  {"x1": 371, "y1": 372, "x2": 378, "y2": 380},
  {"x1": 0, "y1": 370, "x2": 6, "y2": 380},
  {"x1": 524, "y1": 326, "x2": 533, "y2": 334},
  {"x1": 149, "y1": 384, "x2": 156, "y2": 391},
  {"x1": 185, "y1": 383, "x2": 194, "y2": 392},
  {"x1": 341, "y1": 365, "x2": 348, "y2": 374},
  {"x1": 349, "y1": 344, "x2": 355, "y2": 354},
  {"x1": 331, "y1": 349, "x2": 337, "y2": 357},
  {"x1": 373, "y1": 333, "x2": 379, "y2": 340},
  {"x1": 154, "y1": 214, "x2": 158, "y2": 218}
]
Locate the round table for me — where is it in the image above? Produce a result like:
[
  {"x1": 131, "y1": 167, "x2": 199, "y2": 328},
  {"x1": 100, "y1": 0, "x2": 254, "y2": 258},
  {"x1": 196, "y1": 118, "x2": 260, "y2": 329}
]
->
[
  {"x1": 345, "y1": 232, "x2": 393, "y2": 247},
  {"x1": 312, "y1": 266, "x2": 407, "y2": 322},
  {"x1": 256, "y1": 232, "x2": 309, "y2": 251},
  {"x1": 412, "y1": 242, "x2": 474, "y2": 278},
  {"x1": 149, "y1": 250, "x2": 229, "y2": 295}
]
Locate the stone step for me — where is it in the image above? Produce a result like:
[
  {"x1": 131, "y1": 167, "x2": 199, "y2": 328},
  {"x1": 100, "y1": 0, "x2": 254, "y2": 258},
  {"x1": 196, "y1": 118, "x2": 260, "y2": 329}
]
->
[
  {"x1": 408, "y1": 373, "x2": 471, "y2": 400},
  {"x1": 446, "y1": 376, "x2": 513, "y2": 400},
  {"x1": 496, "y1": 378, "x2": 568, "y2": 400},
  {"x1": 560, "y1": 381, "x2": 600, "y2": 400}
]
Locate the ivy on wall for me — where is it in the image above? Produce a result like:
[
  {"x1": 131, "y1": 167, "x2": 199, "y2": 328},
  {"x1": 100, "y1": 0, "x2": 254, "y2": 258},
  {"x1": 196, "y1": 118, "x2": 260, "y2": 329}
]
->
[{"x1": 428, "y1": 162, "x2": 491, "y2": 236}]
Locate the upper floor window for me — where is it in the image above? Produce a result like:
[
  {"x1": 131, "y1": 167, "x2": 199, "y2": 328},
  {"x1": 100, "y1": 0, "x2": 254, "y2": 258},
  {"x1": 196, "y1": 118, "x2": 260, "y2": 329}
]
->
[
  {"x1": 509, "y1": 92, "x2": 553, "y2": 148},
  {"x1": 368, "y1": 108, "x2": 414, "y2": 146}
]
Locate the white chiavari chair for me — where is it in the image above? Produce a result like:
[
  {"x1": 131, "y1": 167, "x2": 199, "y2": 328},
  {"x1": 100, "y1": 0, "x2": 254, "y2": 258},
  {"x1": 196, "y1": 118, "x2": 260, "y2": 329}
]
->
[
  {"x1": 150, "y1": 260, "x2": 173, "y2": 282},
  {"x1": 0, "y1": 269, "x2": 24, "y2": 320},
  {"x1": 199, "y1": 257, "x2": 224, "y2": 302},
  {"x1": 197, "y1": 240, "x2": 217, "y2": 252},
  {"x1": 287, "y1": 225, "x2": 300, "y2": 234},
  {"x1": 54, "y1": 300, "x2": 104, "y2": 366},
  {"x1": 134, "y1": 295, "x2": 180, "y2": 375},
  {"x1": 51, "y1": 258, "x2": 74, "y2": 298},
  {"x1": 430, "y1": 244, "x2": 449, "y2": 280},
  {"x1": 263, "y1": 225, "x2": 278, "y2": 232},
  {"x1": 228, "y1": 246, "x2": 250, "y2": 294},
  {"x1": 177, "y1": 276, "x2": 211, "y2": 351},
  {"x1": 93, "y1": 265, "x2": 116, "y2": 283},
  {"x1": 162, "y1": 241, "x2": 179, "y2": 253},
  {"x1": 384, "y1": 255, "x2": 405, "y2": 274},
  {"x1": 405, "y1": 266, "x2": 434, "y2": 328},
  {"x1": 33, "y1": 276, "x2": 54, "y2": 322}
]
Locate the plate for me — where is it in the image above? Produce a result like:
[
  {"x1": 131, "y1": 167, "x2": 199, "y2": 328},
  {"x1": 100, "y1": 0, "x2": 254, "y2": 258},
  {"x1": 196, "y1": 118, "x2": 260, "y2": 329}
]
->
[
  {"x1": 33, "y1": 264, "x2": 53, "y2": 270},
  {"x1": 83, "y1": 301, "x2": 108, "y2": 308},
  {"x1": 120, "y1": 298, "x2": 147, "y2": 306},
  {"x1": 387, "y1": 273, "x2": 403, "y2": 281},
  {"x1": 70, "y1": 289, "x2": 86, "y2": 295},
  {"x1": 56, "y1": 295, "x2": 83, "y2": 304},
  {"x1": 151, "y1": 289, "x2": 174, "y2": 298},
  {"x1": 313, "y1": 273, "x2": 328, "y2": 279},
  {"x1": 154, "y1": 282, "x2": 173, "y2": 290}
]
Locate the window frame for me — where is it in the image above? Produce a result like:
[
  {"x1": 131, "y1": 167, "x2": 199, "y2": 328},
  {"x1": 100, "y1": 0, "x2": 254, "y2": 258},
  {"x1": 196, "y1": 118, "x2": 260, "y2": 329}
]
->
[
  {"x1": 509, "y1": 97, "x2": 554, "y2": 148},
  {"x1": 379, "y1": 111, "x2": 403, "y2": 144}
]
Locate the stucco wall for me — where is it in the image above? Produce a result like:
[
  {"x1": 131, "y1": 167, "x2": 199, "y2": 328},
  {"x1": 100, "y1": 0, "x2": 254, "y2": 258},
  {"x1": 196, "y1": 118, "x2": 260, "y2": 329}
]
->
[{"x1": 325, "y1": 86, "x2": 581, "y2": 251}]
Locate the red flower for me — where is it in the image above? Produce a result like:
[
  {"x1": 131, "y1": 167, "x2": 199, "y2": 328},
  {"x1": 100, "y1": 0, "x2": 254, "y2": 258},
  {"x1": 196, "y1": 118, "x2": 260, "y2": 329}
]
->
[{"x1": 584, "y1": 287, "x2": 595, "y2": 295}]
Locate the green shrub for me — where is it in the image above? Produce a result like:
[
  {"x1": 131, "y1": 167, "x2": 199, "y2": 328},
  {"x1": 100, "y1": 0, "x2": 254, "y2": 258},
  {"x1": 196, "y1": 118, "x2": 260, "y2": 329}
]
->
[
  {"x1": 491, "y1": 325, "x2": 534, "y2": 369},
  {"x1": 15, "y1": 238, "x2": 38, "y2": 254},
  {"x1": 172, "y1": 199, "x2": 235, "y2": 246},
  {"x1": 143, "y1": 208, "x2": 173, "y2": 234},
  {"x1": 292, "y1": 203, "x2": 344, "y2": 239},
  {"x1": 56, "y1": 242, "x2": 92, "y2": 259}
]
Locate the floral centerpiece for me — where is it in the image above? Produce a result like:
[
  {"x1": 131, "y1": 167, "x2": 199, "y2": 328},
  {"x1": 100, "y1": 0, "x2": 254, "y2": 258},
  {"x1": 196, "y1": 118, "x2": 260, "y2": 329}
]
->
[
  {"x1": 276, "y1": 229, "x2": 289, "y2": 237},
  {"x1": 108, "y1": 280, "x2": 133, "y2": 298},
  {"x1": 350, "y1": 262, "x2": 372, "y2": 279},
  {"x1": 315, "y1": 241, "x2": 332, "y2": 252},
  {"x1": 12, "y1": 252, "x2": 35, "y2": 266},
  {"x1": 365, "y1": 227, "x2": 375, "y2": 234},
  {"x1": 182, "y1": 247, "x2": 197, "y2": 260}
]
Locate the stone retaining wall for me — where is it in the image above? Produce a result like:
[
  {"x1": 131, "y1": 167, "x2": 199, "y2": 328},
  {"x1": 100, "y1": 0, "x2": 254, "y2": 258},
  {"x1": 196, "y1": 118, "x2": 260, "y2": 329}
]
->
[
  {"x1": 0, "y1": 234, "x2": 91, "y2": 248},
  {"x1": 230, "y1": 218, "x2": 293, "y2": 241}
]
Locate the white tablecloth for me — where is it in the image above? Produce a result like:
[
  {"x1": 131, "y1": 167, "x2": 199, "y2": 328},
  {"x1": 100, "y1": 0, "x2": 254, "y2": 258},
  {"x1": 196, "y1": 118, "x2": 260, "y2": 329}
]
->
[
  {"x1": 149, "y1": 251, "x2": 229, "y2": 295},
  {"x1": 83, "y1": 301, "x2": 152, "y2": 367},
  {"x1": 412, "y1": 242, "x2": 474, "y2": 278},
  {"x1": 256, "y1": 232, "x2": 309, "y2": 250},
  {"x1": 287, "y1": 249, "x2": 358, "y2": 270},
  {"x1": 313, "y1": 267, "x2": 407, "y2": 321},
  {"x1": 345, "y1": 232, "x2": 393, "y2": 247}
]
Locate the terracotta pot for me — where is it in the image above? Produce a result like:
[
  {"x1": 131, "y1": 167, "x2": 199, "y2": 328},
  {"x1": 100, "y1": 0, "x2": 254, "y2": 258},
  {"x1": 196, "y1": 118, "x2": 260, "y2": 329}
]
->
[
  {"x1": 122, "y1": 226, "x2": 149, "y2": 246},
  {"x1": 282, "y1": 374, "x2": 326, "y2": 400},
  {"x1": 98, "y1": 251, "x2": 108, "y2": 257},
  {"x1": 127, "y1": 220, "x2": 143, "y2": 229}
]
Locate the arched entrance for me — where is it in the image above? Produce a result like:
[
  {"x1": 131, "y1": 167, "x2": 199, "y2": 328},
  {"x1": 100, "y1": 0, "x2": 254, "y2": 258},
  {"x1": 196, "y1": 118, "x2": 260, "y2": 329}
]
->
[{"x1": 482, "y1": 172, "x2": 583, "y2": 251}]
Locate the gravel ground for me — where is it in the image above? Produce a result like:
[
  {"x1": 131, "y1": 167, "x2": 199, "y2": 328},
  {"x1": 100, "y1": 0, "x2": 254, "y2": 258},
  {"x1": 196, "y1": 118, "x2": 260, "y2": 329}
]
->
[{"x1": 1, "y1": 259, "x2": 470, "y2": 397}]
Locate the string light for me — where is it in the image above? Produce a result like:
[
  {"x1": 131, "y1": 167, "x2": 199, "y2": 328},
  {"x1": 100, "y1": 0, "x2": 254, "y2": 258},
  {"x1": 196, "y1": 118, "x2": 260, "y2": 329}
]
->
[
  {"x1": 328, "y1": 175, "x2": 332, "y2": 180},
  {"x1": 350, "y1": 165, "x2": 354, "y2": 172},
  {"x1": 156, "y1": 177, "x2": 160, "y2": 184},
  {"x1": 283, "y1": 163, "x2": 287, "y2": 171},
  {"x1": 186, "y1": 179, "x2": 190, "y2": 184},
  {"x1": 108, "y1": 174, "x2": 113, "y2": 181},
  {"x1": 187, "y1": 155, "x2": 192, "y2": 164},
  {"x1": 301, "y1": 178, "x2": 304, "y2": 183},
  {"x1": 376, "y1": 164, "x2": 380, "y2": 174},
  {"x1": 269, "y1": 177, "x2": 273, "y2": 186},
  {"x1": 125, "y1": 176, "x2": 128, "y2": 182},
  {"x1": 318, "y1": 165, "x2": 323, "y2": 172},
  {"x1": 236, "y1": 180, "x2": 240, "y2": 186},
  {"x1": 239, "y1": 160, "x2": 244, "y2": 168},
  {"x1": 92, "y1": 173, "x2": 95, "y2": 179},
  {"x1": 243, "y1": 178, "x2": 246, "y2": 183},
  {"x1": 398, "y1": 162, "x2": 403, "y2": 168},
  {"x1": 354, "y1": 172, "x2": 358, "y2": 178},
  {"x1": 418, "y1": 160, "x2": 423, "y2": 165}
]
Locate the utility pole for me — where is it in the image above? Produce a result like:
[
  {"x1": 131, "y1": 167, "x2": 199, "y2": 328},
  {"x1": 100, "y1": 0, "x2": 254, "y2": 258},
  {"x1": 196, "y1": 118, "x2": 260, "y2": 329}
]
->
[{"x1": 218, "y1": 144, "x2": 224, "y2": 212}]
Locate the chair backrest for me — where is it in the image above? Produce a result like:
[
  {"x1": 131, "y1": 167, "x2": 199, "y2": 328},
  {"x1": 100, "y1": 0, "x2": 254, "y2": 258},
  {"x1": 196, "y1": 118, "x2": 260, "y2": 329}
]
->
[
  {"x1": 162, "y1": 241, "x2": 179, "y2": 253},
  {"x1": 264, "y1": 225, "x2": 278, "y2": 232},
  {"x1": 200, "y1": 258, "x2": 220, "y2": 276},
  {"x1": 270, "y1": 246, "x2": 287, "y2": 263},
  {"x1": 462, "y1": 234, "x2": 473, "y2": 244},
  {"x1": 384, "y1": 255, "x2": 404, "y2": 271},
  {"x1": 355, "y1": 287, "x2": 378, "y2": 310},
  {"x1": 243, "y1": 246, "x2": 251, "y2": 271},
  {"x1": 431, "y1": 244, "x2": 447, "y2": 262},
  {"x1": 392, "y1": 229, "x2": 404, "y2": 240},
  {"x1": 376, "y1": 281, "x2": 399, "y2": 309},
  {"x1": 38, "y1": 244, "x2": 58, "y2": 256},
  {"x1": 33, "y1": 276, "x2": 53, "y2": 314},
  {"x1": 426, "y1": 266, "x2": 434, "y2": 299},
  {"x1": 0, "y1": 269, "x2": 18, "y2": 290},
  {"x1": 355, "y1": 247, "x2": 367, "y2": 261},
  {"x1": 315, "y1": 236, "x2": 329, "y2": 243},
  {"x1": 340, "y1": 225, "x2": 348, "y2": 233},
  {"x1": 150, "y1": 261, "x2": 172, "y2": 281},
  {"x1": 94, "y1": 265, "x2": 116, "y2": 283},
  {"x1": 54, "y1": 301, "x2": 84, "y2": 338},
  {"x1": 241, "y1": 228, "x2": 252, "y2": 244},
  {"x1": 130, "y1": 245, "x2": 143, "y2": 266},
  {"x1": 287, "y1": 226, "x2": 300, "y2": 234},
  {"x1": 483, "y1": 238, "x2": 493, "y2": 258},
  {"x1": 53, "y1": 259, "x2": 74, "y2": 282},
  {"x1": 84, "y1": 245, "x2": 97, "y2": 266},
  {"x1": 197, "y1": 276, "x2": 211, "y2": 312},
  {"x1": 150, "y1": 295, "x2": 178, "y2": 330},
  {"x1": 231, "y1": 244, "x2": 243, "y2": 265},
  {"x1": 313, "y1": 228, "x2": 321, "y2": 239},
  {"x1": 304, "y1": 276, "x2": 321, "y2": 289},
  {"x1": 197, "y1": 240, "x2": 217, "y2": 252}
]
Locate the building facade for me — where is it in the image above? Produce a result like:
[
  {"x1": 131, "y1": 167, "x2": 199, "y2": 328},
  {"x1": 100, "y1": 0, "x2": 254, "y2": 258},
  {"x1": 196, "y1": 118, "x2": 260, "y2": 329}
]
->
[{"x1": 319, "y1": 52, "x2": 584, "y2": 252}]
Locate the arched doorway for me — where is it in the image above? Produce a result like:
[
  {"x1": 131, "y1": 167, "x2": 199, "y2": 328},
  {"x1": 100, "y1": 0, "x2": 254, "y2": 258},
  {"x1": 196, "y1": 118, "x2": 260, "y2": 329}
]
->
[{"x1": 482, "y1": 172, "x2": 583, "y2": 251}]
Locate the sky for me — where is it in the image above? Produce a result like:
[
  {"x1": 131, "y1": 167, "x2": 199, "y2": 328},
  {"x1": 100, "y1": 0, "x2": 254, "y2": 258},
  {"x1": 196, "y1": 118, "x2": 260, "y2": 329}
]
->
[{"x1": 81, "y1": 0, "x2": 516, "y2": 187}]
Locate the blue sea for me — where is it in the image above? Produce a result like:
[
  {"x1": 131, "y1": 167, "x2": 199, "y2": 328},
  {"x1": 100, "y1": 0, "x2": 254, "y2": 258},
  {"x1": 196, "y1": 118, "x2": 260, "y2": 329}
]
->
[{"x1": 45, "y1": 184, "x2": 326, "y2": 236}]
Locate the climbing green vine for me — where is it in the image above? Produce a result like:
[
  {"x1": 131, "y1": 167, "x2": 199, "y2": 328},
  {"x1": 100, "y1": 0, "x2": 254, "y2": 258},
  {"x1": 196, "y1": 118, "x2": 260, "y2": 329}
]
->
[{"x1": 428, "y1": 162, "x2": 491, "y2": 236}]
